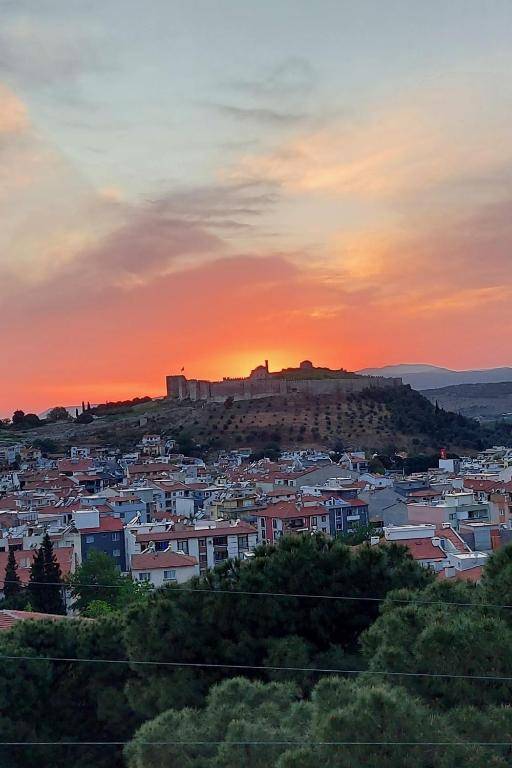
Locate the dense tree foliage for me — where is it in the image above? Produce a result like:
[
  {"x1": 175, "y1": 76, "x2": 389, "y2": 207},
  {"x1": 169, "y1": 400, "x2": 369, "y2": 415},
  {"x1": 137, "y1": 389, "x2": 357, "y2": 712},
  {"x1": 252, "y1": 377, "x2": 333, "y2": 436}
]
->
[
  {"x1": 89, "y1": 397, "x2": 152, "y2": 416},
  {"x1": 32, "y1": 437, "x2": 58, "y2": 454},
  {"x1": 354, "y1": 385, "x2": 512, "y2": 450},
  {"x1": 45, "y1": 407, "x2": 71, "y2": 422},
  {"x1": 0, "y1": 615, "x2": 136, "y2": 768},
  {"x1": 122, "y1": 536, "x2": 431, "y2": 718},
  {"x1": 27, "y1": 535, "x2": 65, "y2": 614},
  {"x1": 10, "y1": 410, "x2": 41, "y2": 429},
  {"x1": 4, "y1": 549, "x2": 21, "y2": 600},
  {"x1": 68, "y1": 550, "x2": 149, "y2": 615},
  {"x1": 125, "y1": 676, "x2": 500, "y2": 768},
  {"x1": 5, "y1": 538, "x2": 512, "y2": 766}
]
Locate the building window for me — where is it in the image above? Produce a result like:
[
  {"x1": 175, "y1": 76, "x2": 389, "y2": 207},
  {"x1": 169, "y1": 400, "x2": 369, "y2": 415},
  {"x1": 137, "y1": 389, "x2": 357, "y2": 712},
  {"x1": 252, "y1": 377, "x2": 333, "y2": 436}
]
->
[
  {"x1": 238, "y1": 535, "x2": 248, "y2": 549},
  {"x1": 272, "y1": 519, "x2": 278, "y2": 529},
  {"x1": 112, "y1": 532, "x2": 120, "y2": 541},
  {"x1": 321, "y1": 516, "x2": 326, "y2": 523},
  {"x1": 163, "y1": 569, "x2": 177, "y2": 581},
  {"x1": 85, "y1": 536, "x2": 94, "y2": 544},
  {"x1": 113, "y1": 549, "x2": 121, "y2": 557},
  {"x1": 176, "y1": 540, "x2": 189, "y2": 554},
  {"x1": 138, "y1": 572, "x2": 151, "y2": 581},
  {"x1": 212, "y1": 536, "x2": 227, "y2": 546},
  {"x1": 214, "y1": 550, "x2": 229, "y2": 562},
  {"x1": 260, "y1": 518, "x2": 266, "y2": 527},
  {"x1": 311, "y1": 517, "x2": 317, "y2": 526},
  {"x1": 198, "y1": 538, "x2": 206, "y2": 547}
]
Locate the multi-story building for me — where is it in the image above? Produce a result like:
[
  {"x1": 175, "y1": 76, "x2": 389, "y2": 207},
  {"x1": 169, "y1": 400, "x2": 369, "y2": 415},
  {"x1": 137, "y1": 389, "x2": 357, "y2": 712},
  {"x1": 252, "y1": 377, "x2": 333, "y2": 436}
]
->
[
  {"x1": 407, "y1": 492, "x2": 491, "y2": 529},
  {"x1": 0, "y1": 445, "x2": 22, "y2": 467},
  {"x1": 256, "y1": 502, "x2": 330, "y2": 543},
  {"x1": 75, "y1": 509, "x2": 127, "y2": 571},
  {"x1": 323, "y1": 496, "x2": 369, "y2": 536},
  {"x1": 383, "y1": 523, "x2": 486, "y2": 581},
  {"x1": 134, "y1": 521, "x2": 258, "y2": 575},
  {"x1": 131, "y1": 548, "x2": 199, "y2": 586}
]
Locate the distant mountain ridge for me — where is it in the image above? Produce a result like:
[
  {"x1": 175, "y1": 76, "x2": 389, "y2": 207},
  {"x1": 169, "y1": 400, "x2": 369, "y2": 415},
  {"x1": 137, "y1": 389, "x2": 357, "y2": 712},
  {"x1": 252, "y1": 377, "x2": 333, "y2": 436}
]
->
[{"x1": 357, "y1": 364, "x2": 512, "y2": 390}]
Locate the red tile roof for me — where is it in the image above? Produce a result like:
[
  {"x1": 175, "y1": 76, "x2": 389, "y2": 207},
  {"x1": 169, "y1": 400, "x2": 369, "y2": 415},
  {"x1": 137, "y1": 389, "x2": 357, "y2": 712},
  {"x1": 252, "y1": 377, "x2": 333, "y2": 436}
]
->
[
  {"x1": 131, "y1": 550, "x2": 198, "y2": 570},
  {"x1": 152, "y1": 482, "x2": 188, "y2": 492},
  {"x1": 344, "y1": 498, "x2": 369, "y2": 507},
  {"x1": 171, "y1": 523, "x2": 258, "y2": 539},
  {"x1": 408, "y1": 489, "x2": 442, "y2": 498},
  {"x1": 0, "y1": 609, "x2": 74, "y2": 632},
  {"x1": 58, "y1": 459, "x2": 95, "y2": 473},
  {"x1": 452, "y1": 566, "x2": 483, "y2": 583},
  {"x1": 435, "y1": 527, "x2": 470, "y2": 554},
  {"x1": 137, "y1": 522, "x2": 256, "y2": 543},
  {"x1": 401, "y1": 538, "x2": 445, "y2": 561},
  {"x1": 257, "y1": 502, "x2": 325, "y2": 520},
  {"x1": 129, "y1": 463, "x2": 177, "y2": 475},
  {"x1": 267, "y1": 488, "x2": 297, "y2": 496},
  {"x1": 438, "y1": 566, "x2": 483, "y2": 583},
  {"x1": 0, "y1": 547, "x2": 74, "y2": 585},
  {"x1": 79, "y1": 515, "x2": 124, "y2": 534},
  {"x1": 463, "y1": 479, "x2": 502, "y2": 493}
]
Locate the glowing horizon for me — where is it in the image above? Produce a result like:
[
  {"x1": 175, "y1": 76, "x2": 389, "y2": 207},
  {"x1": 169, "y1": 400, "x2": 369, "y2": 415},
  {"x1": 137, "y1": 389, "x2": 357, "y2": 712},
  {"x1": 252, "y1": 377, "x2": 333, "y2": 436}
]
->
[{"x1": 2, "y1": 1, "x2": 512, "y2": 416}]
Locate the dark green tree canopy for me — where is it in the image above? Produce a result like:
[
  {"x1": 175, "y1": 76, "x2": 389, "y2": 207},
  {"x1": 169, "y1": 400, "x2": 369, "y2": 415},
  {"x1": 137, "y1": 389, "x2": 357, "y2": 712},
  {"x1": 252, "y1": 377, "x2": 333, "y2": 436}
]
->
[{"x1": 27, "y1": 535, "x2": 65, "y2": 615}]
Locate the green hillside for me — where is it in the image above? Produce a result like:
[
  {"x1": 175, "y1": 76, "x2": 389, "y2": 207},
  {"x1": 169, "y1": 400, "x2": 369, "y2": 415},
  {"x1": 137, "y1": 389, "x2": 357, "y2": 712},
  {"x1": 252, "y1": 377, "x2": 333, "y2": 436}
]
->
[{"x1": 6, "y1": 384, "x2": 512, "y2": 456}]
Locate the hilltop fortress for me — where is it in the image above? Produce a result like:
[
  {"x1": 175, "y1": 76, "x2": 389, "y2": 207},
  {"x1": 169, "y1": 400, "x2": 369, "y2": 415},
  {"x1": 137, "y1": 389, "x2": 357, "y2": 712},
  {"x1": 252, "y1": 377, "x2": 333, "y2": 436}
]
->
[{"x1": 166, "y1": 360, "x2": 402, "y2": 402}]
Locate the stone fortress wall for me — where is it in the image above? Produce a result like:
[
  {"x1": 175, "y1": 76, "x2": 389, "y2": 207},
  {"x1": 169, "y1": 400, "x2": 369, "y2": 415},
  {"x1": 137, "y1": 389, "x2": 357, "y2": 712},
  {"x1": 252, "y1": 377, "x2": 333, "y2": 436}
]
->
[{"x1": 166, "y1": 360, "x2": 402, "y2": 402}]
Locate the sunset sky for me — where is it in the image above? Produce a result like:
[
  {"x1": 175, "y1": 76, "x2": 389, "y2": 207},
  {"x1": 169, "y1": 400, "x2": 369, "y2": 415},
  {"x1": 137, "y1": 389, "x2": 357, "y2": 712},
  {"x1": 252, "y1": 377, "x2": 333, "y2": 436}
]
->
[{"x1": 2, "y1": 0, "x2": 512, "y2": 415}]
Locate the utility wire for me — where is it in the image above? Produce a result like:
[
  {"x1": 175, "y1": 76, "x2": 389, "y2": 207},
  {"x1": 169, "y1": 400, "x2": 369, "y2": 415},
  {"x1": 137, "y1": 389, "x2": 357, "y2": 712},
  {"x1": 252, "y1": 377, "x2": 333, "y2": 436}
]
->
[
  {"x1": 3, "y1": 654, "x2": 512, "y2": 683},
  {"x1": 2, "y1": 740, "x2": 512, "y2": 747},
  {"x1": 0, "y1": 579, "x2": 505, "y2": 610}
]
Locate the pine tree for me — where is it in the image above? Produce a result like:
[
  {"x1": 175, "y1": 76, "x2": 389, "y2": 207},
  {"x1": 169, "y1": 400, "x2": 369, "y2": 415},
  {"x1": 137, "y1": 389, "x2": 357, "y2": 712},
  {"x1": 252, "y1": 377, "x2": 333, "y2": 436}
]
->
[
  {"x1": 28, "y1": 546, "x2": 46, "y2": 611},
  {"x1": 27, "y1": 535, "x2": 66, "y2": 614},
  {"x1": 41, "y1": 533, "x2": 66, "y2": 615},
  {"x1": 4, "y1": 548, "x2": 21, "y2": 599}
]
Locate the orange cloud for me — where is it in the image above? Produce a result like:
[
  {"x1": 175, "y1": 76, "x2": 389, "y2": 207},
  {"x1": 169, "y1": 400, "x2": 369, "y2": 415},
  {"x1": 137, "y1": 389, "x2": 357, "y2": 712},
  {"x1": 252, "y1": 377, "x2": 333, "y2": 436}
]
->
[
  {"x1": 0, "y1": 84, "x2": 27, "y2": 133},
  {"x1": 230, "y1": 83, "x2": 512, "y2": 205},
  {"x1": 2, "y1": 80, "x2": 512, "y2": 415}
]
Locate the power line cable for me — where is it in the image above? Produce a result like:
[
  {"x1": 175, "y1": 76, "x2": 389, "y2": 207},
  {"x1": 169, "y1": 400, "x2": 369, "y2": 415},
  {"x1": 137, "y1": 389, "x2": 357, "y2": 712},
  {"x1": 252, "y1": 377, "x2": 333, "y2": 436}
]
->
[
  {"x1": 2, "y1": 740, "x2": 512, "y2": 747},
  {"x1": 3, "y1": 654, "x2": 512, "y2": 683},
  {"x1": 0, "y1": 579, "x2": 505, "y2": 610}
]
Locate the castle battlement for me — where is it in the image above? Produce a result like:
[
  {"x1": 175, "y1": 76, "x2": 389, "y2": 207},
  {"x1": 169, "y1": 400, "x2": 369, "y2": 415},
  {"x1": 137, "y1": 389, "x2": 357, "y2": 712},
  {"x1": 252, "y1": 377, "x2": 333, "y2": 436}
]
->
[{"x1": 166, "y1": 361, "x2": 402, "y2": 402}]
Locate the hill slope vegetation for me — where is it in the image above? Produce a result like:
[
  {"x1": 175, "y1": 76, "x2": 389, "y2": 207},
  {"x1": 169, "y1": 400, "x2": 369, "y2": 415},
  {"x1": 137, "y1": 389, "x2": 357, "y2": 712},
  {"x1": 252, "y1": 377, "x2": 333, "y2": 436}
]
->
[{"x1": 8, "y1": 384, "x2": 512, "y2": 455}]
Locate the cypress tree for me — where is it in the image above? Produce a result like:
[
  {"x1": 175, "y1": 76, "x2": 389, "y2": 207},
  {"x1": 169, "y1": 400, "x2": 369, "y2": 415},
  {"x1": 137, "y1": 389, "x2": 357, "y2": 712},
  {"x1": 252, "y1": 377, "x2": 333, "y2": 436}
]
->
[
  {"x1": 4, "y1": 548, "x2": 21, "y2": 599},
  {"x1": 28, "y1": 546, "x2": 46, "y2": 611},
  {"x1": 41, "y1": 533, "x2": 66, "y2": 615},
  {"x1": 27, "y1": 535, "x2": 66, "y2": 614}
]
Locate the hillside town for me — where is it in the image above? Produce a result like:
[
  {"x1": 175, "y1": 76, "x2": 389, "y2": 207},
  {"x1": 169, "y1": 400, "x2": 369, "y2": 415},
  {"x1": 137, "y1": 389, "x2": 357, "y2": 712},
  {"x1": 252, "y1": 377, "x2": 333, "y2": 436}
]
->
[{"x1": 2, "y1": 432, "x2": 512, "y2": 621}]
